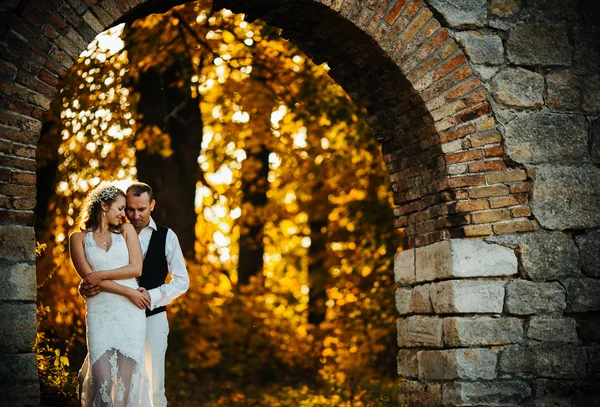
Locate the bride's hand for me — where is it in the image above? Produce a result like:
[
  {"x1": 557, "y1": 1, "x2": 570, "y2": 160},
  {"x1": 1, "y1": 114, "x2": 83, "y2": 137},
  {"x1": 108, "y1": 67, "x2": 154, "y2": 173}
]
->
[
  {"x1": 84, "y1": 272, "x2": 103, "y2": 287},
  {"x1": 128, "y1": 289, "x2": 150, "y2": 310}
]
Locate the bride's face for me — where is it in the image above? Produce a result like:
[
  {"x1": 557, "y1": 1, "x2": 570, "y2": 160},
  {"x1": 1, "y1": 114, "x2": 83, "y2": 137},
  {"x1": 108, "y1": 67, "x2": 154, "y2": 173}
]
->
[{"x1": 104, "y1": 196, "x2": 126, "y2": 226}]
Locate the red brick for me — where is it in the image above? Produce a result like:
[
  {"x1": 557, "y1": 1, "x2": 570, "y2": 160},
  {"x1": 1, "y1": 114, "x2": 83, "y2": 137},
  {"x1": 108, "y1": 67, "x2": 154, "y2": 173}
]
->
[
  {"x1": 472, "y1": 209, "x2": 511, "y2": 224},
  {"x1": 445, "y1": 149, "x2": 483, "y2": 165},
  {"x1": 483, "y1": 145, "x2": 504, "y2": 158},
  {"x1": 12, "y1": 198, "x2": 36, "y2": 210},
  {"x1": 463, "y1": 224, "x2": 492, "y2": 237},
  {"x1": 421, "y1": 18, "x2": 440, "y2": 37},
  {"x1": 468, "y1": 160, "x2": 507, "y2": 173},
  {"x1": 404, "y1": 0, "x2": 424, "y2": 18},
  {"x1": 454, "y1": 103, "x2": 490, "y2": 124},
  {"x1": 0, "y1": 169, "x2": 10, "y2": 182},
  {"x1": 0, "y1": 210, "x2": 35, "y2": 225},
  {"x1": 416, "y1": 29, "x2": 449, "y2": 61},
  {"x1": 439, "y1": 124, "x2": 476, "y2": 143},
  {"x1": 439, "y1": 41, "x2": 458, "y2": 59},
  {"x1": 0, "y1": 155, "x2": 36, "y2": 171},
  {"x1": 433, "y1": 53, "x2": 467, "y2": 81},
  {"x1": 490, "y1": 196, "x2": 519, "y2": 209},
  {"x1": 509, "y1": 182, "x2": 531, "y2": 194},
  {"x1": 0, "y1": 125, "x2": 39, "y2": 144},
  {"x1": 445, "y1": 77, "x2": 482, "y2": 100},
  {"x1": 13, "y1": 145, "x2": 36, "y2": 159},
  {"x1": 469, "y1": 185, "x2": 509, "y2": 198},
  {"x1": 0, "y1": 110, "x2": 42, "y2": 133},
  {"x1": 486, "y1": 170, "x2": 527, "y2": 184},
  {"x1": 443, "y1": 175, "x2": 486, "y2": 189},
  {"x1": 511, "y1": 206, "x2": 531, "y2": 217},
  {"x1": 469, "y1": 132, "x2": 502, "y2": 147},
  {"x1": 492, "y1": 220, "x2": 537, "y2": 234},
  {"x1": 449, "y1": 199, "x2": 489, "y2": 214},
  {"x1": 385, "y1": 0, "x2": 409, "y2": 24},
  {"x1": 11, "y1": 172, "x2": 36, "y2": 184},
  {"x1": 453, "y1": 65, "x2": 473, "y2": 82},
  {"x1": 0, "y1": 183, "x2": 36, "y2": 196}
]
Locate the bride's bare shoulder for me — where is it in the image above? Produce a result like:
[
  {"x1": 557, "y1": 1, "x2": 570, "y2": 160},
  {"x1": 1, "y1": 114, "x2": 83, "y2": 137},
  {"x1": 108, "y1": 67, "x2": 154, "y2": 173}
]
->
[
  {"x1": 122, "y1": 223, "x2": 136, "y2": 236},
  {"x1": 69, "y1": 231, "x2": 86, "y2": 243}
]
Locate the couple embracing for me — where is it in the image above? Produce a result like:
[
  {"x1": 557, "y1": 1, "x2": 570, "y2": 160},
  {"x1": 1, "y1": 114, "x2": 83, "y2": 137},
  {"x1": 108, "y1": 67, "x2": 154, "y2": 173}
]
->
[{"x1": 69, "y1": 182, "x2": 189, "y2": 406}]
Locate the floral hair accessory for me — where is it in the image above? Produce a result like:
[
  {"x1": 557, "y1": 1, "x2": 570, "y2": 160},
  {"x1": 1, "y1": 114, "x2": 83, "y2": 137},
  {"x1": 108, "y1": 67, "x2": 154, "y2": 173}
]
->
[{"x1": 90, "y1": 186, "x2": 119, "y2": 205}]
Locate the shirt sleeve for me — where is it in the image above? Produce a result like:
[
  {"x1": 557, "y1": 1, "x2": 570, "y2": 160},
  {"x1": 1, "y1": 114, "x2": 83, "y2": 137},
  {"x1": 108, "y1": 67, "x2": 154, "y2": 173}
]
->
[{"x1": 147, "y1": 229, "x2": 190, "y2": 310}]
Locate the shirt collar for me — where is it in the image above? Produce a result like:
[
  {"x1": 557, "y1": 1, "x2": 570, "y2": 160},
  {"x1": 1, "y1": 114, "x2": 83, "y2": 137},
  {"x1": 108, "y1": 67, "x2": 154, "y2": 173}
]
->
[{"x1": 146, "y1": 217, "x2": 157, "y2": 232}]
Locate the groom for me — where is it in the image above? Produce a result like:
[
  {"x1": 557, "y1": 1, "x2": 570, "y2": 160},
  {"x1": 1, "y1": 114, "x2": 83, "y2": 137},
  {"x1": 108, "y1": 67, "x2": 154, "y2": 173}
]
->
[{"x1": 80, "y1": 182, "x2": 190, "y2": 407}]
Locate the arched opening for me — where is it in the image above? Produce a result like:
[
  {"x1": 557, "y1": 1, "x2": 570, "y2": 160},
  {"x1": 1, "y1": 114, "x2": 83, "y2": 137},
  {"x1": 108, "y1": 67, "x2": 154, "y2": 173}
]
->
[{"x1": 9, "y1": 1, "x2": 600, "y2": 406}]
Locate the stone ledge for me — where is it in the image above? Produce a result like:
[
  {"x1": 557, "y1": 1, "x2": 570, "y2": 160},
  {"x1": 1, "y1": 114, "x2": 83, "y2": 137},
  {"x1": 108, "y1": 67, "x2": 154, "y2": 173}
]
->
[
  {"x1": 418, "y1": 348, "x2": 497, "y2": 381},
  {"x1": 442, "y1": 380, "x2": 532, "y2": 406},
  {"x1": 414, "y1": 239, "x2": 517, "y2": 283},
  {"x1": 398, "y1": 380, "x2": 442, "y2": 406},
  {"x1": 397, "y1": 316, "x2": 443, "y2": 348},
  {"x1": 505, "y1": 280, "x2": 566, "y2": 315},
  {"x1": 0, "y1": 225, "x2": 35, "y2": 261},
  {"x1": 527, "y1": 317, "x2": 577, "y2": 343},
  {"x1": 499, "y1": 344, "x2": 587, "y2": 379},
  {"x1": 0, "y1": 261, "x2": 36, "y2": 301},
  {"x1": 444, "y1": 316, "x2": 523, "y2": 346},
  {"x1": 430, "y1": 280, "x2": 506, "y2": 313}
]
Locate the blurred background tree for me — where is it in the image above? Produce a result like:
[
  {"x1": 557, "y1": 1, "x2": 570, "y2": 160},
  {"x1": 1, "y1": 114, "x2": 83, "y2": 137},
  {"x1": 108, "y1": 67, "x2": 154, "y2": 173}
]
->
[{"x1": 35, "y1": 2, "x2": 402, "y2": 405}]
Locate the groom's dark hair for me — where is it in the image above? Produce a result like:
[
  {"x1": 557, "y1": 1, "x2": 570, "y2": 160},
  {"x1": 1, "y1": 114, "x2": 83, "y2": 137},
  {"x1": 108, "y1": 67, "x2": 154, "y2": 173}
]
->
[{"x1": 127, "y1": 182, "x2": 154, "y2": 202}]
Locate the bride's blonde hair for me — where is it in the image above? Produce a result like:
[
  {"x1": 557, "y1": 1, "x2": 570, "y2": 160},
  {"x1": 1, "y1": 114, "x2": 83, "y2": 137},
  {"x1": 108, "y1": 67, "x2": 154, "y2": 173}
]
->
[{"x1": 78, "y1": 185, "x2": 126, "y2": 233}]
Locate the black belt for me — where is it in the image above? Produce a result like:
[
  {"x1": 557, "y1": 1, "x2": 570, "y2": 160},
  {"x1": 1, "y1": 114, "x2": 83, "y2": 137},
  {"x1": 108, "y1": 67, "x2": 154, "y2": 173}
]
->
[{"x1": 146, "y1": 306, "x2": 166, "y2": 317}]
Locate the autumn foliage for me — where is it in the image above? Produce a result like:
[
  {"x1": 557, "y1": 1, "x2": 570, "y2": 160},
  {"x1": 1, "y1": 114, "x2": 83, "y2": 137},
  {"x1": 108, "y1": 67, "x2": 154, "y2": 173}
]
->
[{"x1": 35, "y1": 3, "x2": 401, "y2": 405}]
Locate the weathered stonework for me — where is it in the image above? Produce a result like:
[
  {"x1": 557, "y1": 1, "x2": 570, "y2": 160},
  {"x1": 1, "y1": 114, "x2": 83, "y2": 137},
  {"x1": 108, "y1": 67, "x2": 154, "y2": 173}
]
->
[{"x1": 1, "y1": 0, "x2": 599, "y2": 405}]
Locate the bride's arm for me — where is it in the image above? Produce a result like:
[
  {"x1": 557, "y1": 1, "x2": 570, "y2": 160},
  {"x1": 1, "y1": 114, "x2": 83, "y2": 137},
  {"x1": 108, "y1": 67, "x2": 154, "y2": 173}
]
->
[
  {"x1": 84, "y1": 224, "x2": 143, "y2": 283},
  {"x1": 71, "y1": 232, "x2": 148, "y2": 309}
]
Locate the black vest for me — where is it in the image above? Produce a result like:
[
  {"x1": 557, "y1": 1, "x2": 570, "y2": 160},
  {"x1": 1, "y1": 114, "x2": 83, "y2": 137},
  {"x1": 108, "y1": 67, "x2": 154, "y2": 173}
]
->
[{"x1": 139, "y1": 224, "x2": 169, "y2": 317}]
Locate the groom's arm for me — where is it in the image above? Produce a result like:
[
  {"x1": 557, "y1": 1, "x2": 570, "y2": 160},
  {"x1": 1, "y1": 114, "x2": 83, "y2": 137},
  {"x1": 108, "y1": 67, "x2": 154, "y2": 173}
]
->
[{"x1": 146, "y1": 229, "x2": 190, "y2": 310}]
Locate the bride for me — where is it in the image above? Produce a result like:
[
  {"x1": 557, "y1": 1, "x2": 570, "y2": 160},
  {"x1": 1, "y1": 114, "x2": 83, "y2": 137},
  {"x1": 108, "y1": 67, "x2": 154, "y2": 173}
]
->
[{"x1": 69, "y1": 185, "x2": 152, "y2": 406}]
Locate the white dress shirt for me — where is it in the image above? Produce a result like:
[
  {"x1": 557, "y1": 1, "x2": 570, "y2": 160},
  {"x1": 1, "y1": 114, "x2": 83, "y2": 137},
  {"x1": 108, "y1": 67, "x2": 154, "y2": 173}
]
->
[{"x1": 138, "y1": 217, "x2": 190, "y2": 311}]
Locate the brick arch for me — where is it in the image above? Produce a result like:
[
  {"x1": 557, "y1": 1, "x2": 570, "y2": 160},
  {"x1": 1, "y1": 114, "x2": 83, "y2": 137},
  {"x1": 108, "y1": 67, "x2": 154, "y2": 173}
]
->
[{"x1": 0, "y1": 0, "x2": 539, "y2": 405}]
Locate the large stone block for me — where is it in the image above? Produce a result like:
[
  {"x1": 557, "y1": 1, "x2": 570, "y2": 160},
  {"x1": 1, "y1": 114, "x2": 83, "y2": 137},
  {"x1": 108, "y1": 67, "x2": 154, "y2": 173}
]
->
[
  {"x1": 426, "y1": 0, "x2": 487, "y2": 27},
  {"x1": 531, "y1": 164, "x2": 600, "y2": 230},
  {"x1": 411, "y1": 284, "x2": 433, "y2": 313},
  {"x1": 444, "y1": 316, "x2": 523, "y2": 346},
  {"x1": 397, "y1": 316, "x2": 442, "y2": 348},
  {"x1": 396, "y1": 287, "x2": 412, "y2": 315},
  {"x1": 583, "y1": 74, "x2": 600, "y2": 114},
  {"x1": 443, "y1": 380, "x2": 531, "y2": 406},
  {"x1": 418, "y1": 348, "x2": 497, "y2": 380},
  {"x1": 0, "y1": 353, "x2": 38, "y2": 382},
  {"x1": 592, "y1": 120, "x2": 600, "y2": 166},
  {"x1": 454, "y1": 31, "x2": 504, "y2": 65},
  {"x1": 398, "y1": 380, "x2": 442, "y2": 406},
  {"x1": 547, "y1": 70, "x2": 581, "y2": 111},
  {"x1": 397, "y1": 349, "x2": 419, "y2": 378},
  {"x1": 535, "y1": 379, "x2": 600, "y2": 407},
  {"x1": 415, "y1": 239, "x2": 517, "y2": 282},
  {"x1": 489, "y1": 231, "x2": 580, "y2": 281},
  {"x1": 394, "y1": 249, "x2": 415, "y2": 285},
  {"x1": 527, "y1": 317, "x2": 577, "y2": 342},
  {"x1": 430, "y1": 280, "x2": 505, "y2": 314},
  {"x1": 575, "y1": 230, "x2": 600, "y2": 278},
  {"x1": 505, "y1": 280, "x2": 566, "y2": 315},
  {"x1": 499, "y1": 344, "x2": 587, "y2": 379},
  {"x1": 489, "y1": 67, "x2": 544, "y2": 109},
  {"x1": 506, "y1": 23, "x2": 571, "y2": 66},
  {"x1": 563, "y1": 277, "x2": 600, "y2": 312},
  {"x1": 0, "y1": 260, "x2": 36, "y2": 301},
  {"x1": 0, "y1": 225, "x2": 35, "y2": 261},
  {"x1": 0, "y1": 382, "x2": 40, "y2": 406},
  {"x1": 503, "y1": 112, "x2": 589, "y2": 165},
  {"x1": 0, "y1": 303, "x2": 37, "y2": 353}
]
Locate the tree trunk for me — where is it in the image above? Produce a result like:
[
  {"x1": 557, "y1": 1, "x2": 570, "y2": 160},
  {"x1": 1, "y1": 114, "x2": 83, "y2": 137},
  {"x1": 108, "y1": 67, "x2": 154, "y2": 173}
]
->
[
  {"x1": 237, "y1": 142, "x2": 270, "y2": 285},
  {"x1": 306, "y1": 179, "x2": 331, "y2": 325},
  {"x1": 134, "y1": 63, "x2": 203, "y2": 257}
]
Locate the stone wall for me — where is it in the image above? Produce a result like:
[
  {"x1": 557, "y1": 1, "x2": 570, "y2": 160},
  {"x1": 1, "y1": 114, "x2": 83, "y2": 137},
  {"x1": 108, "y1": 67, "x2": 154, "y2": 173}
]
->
[
  {"x1": 0, "y1": 0, "x2": 599, "y2": 405},
  {"x1": 393, "y1": 0, "x2": 600, "y2": 405}
]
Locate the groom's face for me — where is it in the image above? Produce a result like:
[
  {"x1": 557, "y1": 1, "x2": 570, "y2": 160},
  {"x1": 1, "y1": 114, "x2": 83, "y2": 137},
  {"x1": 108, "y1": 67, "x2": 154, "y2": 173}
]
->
[{"x1": 126, "y1": 192, "x2": 155, "y2": 230}]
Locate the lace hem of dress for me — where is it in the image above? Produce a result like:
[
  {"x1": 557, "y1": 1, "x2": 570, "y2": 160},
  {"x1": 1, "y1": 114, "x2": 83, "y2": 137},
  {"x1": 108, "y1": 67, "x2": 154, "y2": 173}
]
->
[{"x1": 79, "y1": 348, "x2": 151, "y2": 407}]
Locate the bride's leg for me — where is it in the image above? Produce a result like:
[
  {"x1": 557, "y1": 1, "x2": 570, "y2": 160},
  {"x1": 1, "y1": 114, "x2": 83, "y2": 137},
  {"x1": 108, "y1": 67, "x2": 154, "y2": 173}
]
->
[
  {"x1": 90, "y1": 350, "x2": 116, "y2": 407},
  {"x1": 114, "y1": 351, "x2": 137, "y2": 406}
]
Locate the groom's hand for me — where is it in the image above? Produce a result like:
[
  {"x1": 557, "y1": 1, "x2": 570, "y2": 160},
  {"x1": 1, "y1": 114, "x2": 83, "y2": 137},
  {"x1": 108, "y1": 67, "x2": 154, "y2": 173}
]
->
[
  {"x1": 137, "y1": 287, "x2": 151, "y2": 309},
  {"x1": 78, "y1": 280, "x2": 100, "y2": 298}
]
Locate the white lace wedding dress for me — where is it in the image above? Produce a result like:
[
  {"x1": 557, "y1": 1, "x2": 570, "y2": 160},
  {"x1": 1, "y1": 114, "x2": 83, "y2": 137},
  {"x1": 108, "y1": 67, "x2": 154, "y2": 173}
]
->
[{"x1": 79, "y1": 231, "x2": 152, "y2": 407}]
